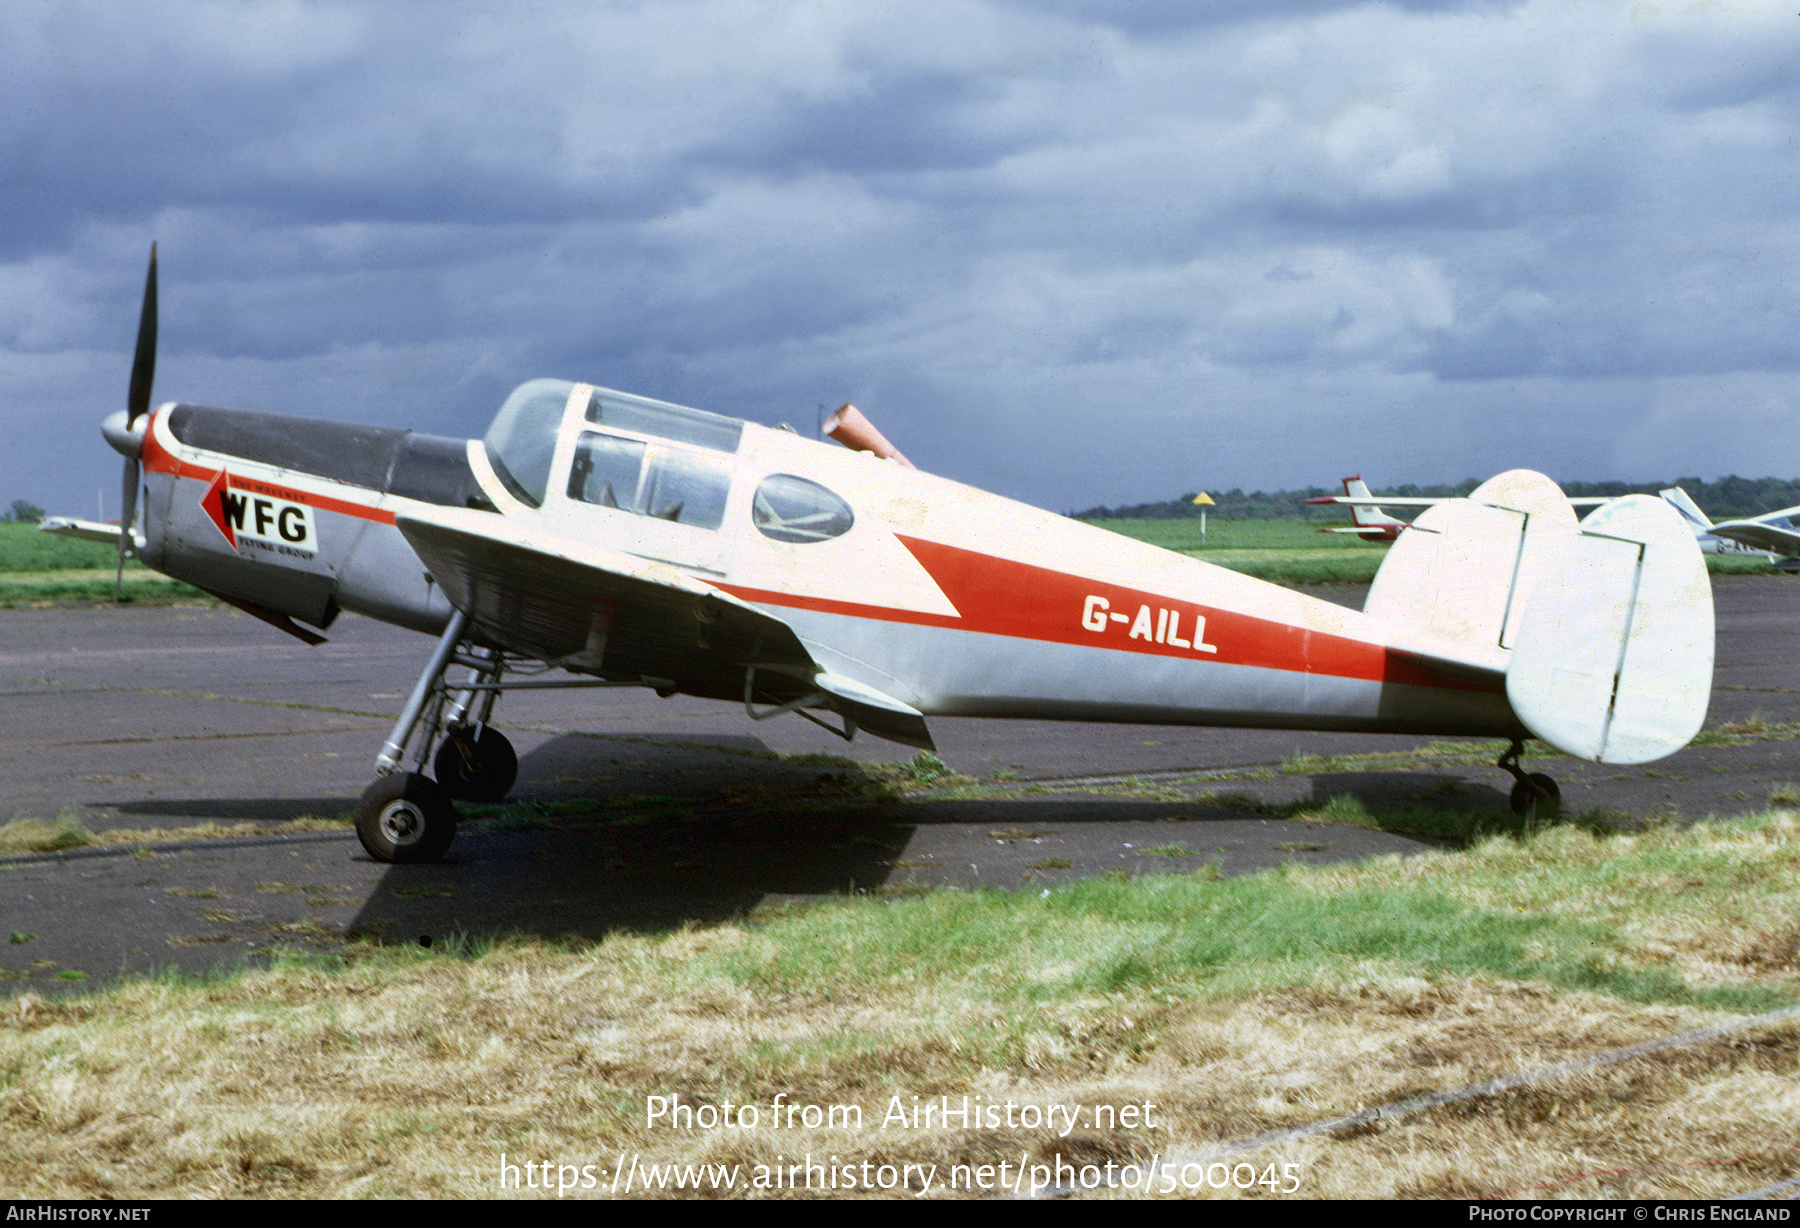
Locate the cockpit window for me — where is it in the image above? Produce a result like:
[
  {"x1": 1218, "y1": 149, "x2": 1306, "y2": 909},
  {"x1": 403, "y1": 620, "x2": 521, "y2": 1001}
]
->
[
  {"x1": 752, "y1": 474, "x2": 855, "y2": 543},
  {"x1": 585, "y1": 390, "x2": 742, "y2": 453},
  {"x1": 483, "y1": 379, "x2": 573, "y2": 507},
  {"x1": 568, "y1": 433, "x2": 646, "y2": 511},
  {"x1": 569, "y1": 432, "x2": 731, "y2": 530}
]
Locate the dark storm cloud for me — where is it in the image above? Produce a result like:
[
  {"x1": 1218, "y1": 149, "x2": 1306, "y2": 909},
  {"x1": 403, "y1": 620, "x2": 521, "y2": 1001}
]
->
[{"x1": 4, "y1": 0, "x2": 1800, "y2": 517}]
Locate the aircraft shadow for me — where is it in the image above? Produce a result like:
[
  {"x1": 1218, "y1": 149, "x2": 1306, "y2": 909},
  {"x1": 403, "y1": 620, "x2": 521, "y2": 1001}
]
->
[
  {"x1": 107, "y1": 797, "x2": 355, "y2": 823},
  {"x1": 79, "y1": 733, "x2": 1486, "y2": 946},
  {"x1": 1305, "y1": 770, "x2": 1516, "y2": 824},
  {"x1": 343, "y1": 749, "x2": 1452, "y2": 943}
]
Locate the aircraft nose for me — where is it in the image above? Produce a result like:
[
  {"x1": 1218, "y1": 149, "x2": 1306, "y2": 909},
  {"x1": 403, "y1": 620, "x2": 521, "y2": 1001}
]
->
[{"x1": 102, "y1": 408, "x2": 145, "y2": 460}]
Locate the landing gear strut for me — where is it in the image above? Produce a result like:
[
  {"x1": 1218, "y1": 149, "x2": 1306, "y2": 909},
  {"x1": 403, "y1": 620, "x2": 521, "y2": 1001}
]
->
[
  {"x1": 356, "y1": 609, "x2": 516, "y2": 862},
  {"x1": 1498, "y1": 740, "x2": 1560, "y2": 820},
  {"x1": 354, "y1": 608, "x2": 663, "y2": 862}
]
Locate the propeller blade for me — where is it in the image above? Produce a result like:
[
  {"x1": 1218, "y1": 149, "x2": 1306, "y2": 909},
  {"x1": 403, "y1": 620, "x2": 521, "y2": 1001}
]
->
[
  {"x1": 117, "y1": 242, "x2": 155, "y2": 602},
  {"x1": 126, "y1": 243, "x2": 157, "y2": 427}
]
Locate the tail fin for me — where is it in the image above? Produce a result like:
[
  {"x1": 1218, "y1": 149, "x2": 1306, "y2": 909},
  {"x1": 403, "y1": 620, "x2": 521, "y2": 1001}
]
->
[
  {"x1": 1304, "y1": 475, "x2": 1410, "y2": 539},
  {"x1": 1341, "y1": 477, "x2": 1390, "y2": 530},
  {"x1": 1368, "y1": 471, "x2": 1712, "y2": 764},
  {"x1": 1658, "y1": 486, "x2": 1713, "y2": 530}
]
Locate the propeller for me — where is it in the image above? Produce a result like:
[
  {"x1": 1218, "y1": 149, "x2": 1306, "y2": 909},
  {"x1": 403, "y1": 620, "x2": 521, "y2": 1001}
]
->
[{"x1": 115, "y1": 244, "x2": 156, "y2": 602}]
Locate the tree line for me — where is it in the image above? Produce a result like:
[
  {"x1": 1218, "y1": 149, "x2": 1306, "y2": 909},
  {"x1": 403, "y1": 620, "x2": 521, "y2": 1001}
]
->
[{"x1": 1075, "y1": 476, "x2": 1800, "y2": 523}]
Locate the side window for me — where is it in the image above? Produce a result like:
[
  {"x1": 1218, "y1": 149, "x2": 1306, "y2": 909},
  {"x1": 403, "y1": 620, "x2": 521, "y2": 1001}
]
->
[
  {"x1": 752, "y1": 474, "x2": 855, "y2": 543},
  {"x1": 642, "y1": 447, "x2": 731, "y2": 529},
  {"x1": 569, "y1": 432, "x2": 732, "y2": 530},
  {"x1": 569, "y1": 434, "x2": 645, "y2": 510}
]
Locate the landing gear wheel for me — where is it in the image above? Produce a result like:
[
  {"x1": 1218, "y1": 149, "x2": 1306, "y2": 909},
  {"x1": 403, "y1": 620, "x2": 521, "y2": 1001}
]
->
[
  {"x1": 1509, "y1": 773, "x2": 1561, "y2": 819},
  {"x1": 357, "y1": 772, "x2": 457, "y2": 863},
  {"x1": 432, "y1": 726, "x2": 517, "y2": 802}
]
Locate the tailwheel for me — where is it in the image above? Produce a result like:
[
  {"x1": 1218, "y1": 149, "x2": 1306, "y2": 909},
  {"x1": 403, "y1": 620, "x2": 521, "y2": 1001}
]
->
[
  {"x1": 1508, "y1": 773, "x2": 1561, "y2": 819},
  {"x1": 357, "y1": 772, "x2": 457, "y2": 863},
  {"x1": 1498, "y1": 740, "x2": 1561, "y2": 821},
  {"x1": 432, "y1": 725, "x2": 517, "y2": 802}
]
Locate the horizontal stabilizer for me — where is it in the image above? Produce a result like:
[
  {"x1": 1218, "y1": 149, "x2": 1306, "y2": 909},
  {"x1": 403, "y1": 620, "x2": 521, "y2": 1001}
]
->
[
  {"x1": 1507, "y1": 495, "x2": 1713, "y2": 764},
  {"x1": 1365, "y1": 472, "x2": 1713, "y2": 764},
  {"x1": 813, "y1": 673, "x2": 935, "y2": 750},
  {"x1": 1707, "y1": 518, "x2": 1800, "y2": 557}
]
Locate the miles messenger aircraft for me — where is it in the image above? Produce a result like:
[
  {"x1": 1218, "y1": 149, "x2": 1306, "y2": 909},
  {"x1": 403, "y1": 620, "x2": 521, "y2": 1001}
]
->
[{"x1": 52, "y1": 249, "x2": 1714, "y2": 862}]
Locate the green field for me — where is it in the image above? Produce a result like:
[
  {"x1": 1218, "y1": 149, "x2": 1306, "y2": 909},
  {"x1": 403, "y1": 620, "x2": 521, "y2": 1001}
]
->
[
  {"x1": 1084, "y1": 516, "x2": 1775, "y2": 582},
  {"x1": 0, "y1": 522, "x2": 209, "y2": 606},
  {"x1": 4, "y1": 811, "x2": 1799, "y2": 1197},
  {"x1": 1080, "y1": 517, "x2": 1389, "y2": 582}
]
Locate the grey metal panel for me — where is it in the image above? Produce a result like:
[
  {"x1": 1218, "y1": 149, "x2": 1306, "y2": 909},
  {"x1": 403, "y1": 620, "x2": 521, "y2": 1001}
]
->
[
  {"x1": 332, "y1": 518, "x2": 455, "y2": 636},
  {"x1": 389, "y1": 433, "x2": 496, "y2": 511},
  {"x1": 155, "y1": 470, "x2": 339, "y2": 628},
  {"x1": 166, "y1": 405, "x2": 405, "y2": 492}
]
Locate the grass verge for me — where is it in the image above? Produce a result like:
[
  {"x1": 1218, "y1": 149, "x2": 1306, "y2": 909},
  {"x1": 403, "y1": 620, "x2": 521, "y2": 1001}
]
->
[
  {"x1": 0, "y1": 812, "x2": 350, "y2": 856},
  {"x1": 0, "y1": 569, "x2": 213, "y2": 607},
  {"x1": 4, "y1": 813, "x2": 1799, "y2": 1197},
  {"x1": 1089, "y1": 518, "x2": 1779, "y2": 582}
]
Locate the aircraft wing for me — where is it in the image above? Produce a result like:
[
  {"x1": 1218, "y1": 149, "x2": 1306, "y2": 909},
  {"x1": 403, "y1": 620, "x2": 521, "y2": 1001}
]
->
[
  {"x1": 393, "y1": 507, "x2": 934, "y2": 748},
  {"x1": 1705, "y1": 517, "x2": 1800, "y2": 557},
  {"x1": 1306, "y1": 496, "x2": 1612, "y2": 508},
  {"x1": 38, "y1": 516, "x2": 144, "y2": 552},
  {"x1": 1304, "y1": 495, "x2": 1442, "y2": 507}
]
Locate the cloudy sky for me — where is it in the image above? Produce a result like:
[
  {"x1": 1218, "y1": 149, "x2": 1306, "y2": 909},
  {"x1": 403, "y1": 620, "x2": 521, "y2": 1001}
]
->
[{"x1": 2, "y1": 0, "x2": 1797, "y2": 517}]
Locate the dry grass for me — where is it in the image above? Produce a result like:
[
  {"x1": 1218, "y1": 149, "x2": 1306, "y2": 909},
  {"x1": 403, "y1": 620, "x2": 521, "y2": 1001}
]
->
[
  {"x1": 4, "y1": 816, "x2": 1800, "y2": 1198},
  {"x1": 0, "y1": 813, "x2": 349, "y2": 856}
]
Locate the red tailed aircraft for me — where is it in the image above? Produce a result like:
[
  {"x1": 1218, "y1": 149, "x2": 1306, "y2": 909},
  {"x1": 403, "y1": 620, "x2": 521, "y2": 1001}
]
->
[
  {"x1": 60, "y1": 250, "x2": 1716, "y2": 862},
  {"x1": 1305, "y1": 476, "x2": 1412, "y2": 541}
]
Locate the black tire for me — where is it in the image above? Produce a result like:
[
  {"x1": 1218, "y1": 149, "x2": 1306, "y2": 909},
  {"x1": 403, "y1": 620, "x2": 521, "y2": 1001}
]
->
[
  {"x1": 1509, "y1": 773, "x2": 1561, "y2": 819},
  {"x1": 357, "y1": 772, "x2": 457, "y2": 863},
  {"x1": 432, "y1": 726, "x2": 518, "y2": 803}
]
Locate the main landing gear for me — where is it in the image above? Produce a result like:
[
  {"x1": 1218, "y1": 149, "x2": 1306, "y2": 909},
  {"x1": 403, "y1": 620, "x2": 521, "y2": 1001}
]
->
[
  {"x1": 1498, "y1": 740, "x2": 1561, "y2": 820},
  {"x1": 354, "y1": 608, "x2": 669, "y2": 863},
  {"x1": 356, "y1": 609, "x2": 516, "y2": 864}
]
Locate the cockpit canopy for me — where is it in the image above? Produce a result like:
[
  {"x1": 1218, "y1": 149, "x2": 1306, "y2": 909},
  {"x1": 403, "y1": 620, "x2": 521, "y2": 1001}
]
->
[
  {"x1": 483, "y1": 379, "x2": 743, "y2": 512},
  {"x1": 482, "y1": 378, "x2": 855, "y2": 547}
]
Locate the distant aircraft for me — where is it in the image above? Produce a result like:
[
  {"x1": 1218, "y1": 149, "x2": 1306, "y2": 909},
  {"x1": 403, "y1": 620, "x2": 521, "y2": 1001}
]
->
[
  {"x1": 1312, "y1": 478, "x2": 1789, "y2": 573},
  {"x1": 1656, "y1": 487, "x2": 1794, "y2": 572},
  {"x1": 1305, "y1": 476, "x2": 1412, "y2": 541},
  {"x1": 38, "y1": 516, "x2": 139, "y2": 552},
  {"x1": 49, "y1": 248, "x2": 1716, "y2": 861}
]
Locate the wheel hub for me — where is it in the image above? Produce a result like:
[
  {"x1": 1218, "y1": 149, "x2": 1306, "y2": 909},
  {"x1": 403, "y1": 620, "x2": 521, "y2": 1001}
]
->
[{"x1": 379, "y1": 801, "x2": 425, "y2": 847}]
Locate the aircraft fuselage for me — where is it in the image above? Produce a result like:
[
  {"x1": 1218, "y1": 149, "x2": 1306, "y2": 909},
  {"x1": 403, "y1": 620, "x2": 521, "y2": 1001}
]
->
[{"x1": 125, "y1": 380, "x2": 1527, "y2": 747}]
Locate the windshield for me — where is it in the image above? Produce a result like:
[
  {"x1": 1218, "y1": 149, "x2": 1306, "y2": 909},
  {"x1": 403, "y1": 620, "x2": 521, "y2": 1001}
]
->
[{"x1": 483, "y1": 379, "x2": 574, "y2": 507}]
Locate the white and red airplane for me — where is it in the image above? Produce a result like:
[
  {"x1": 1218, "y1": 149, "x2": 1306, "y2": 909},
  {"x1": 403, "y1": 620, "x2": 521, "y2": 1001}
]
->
[
  {"x1": 1305, "y1": 476, "x2": 1413, "y2": 541},
  {"x1": 59, "y1": 250, "x2": 1716, "y2": 862}
]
